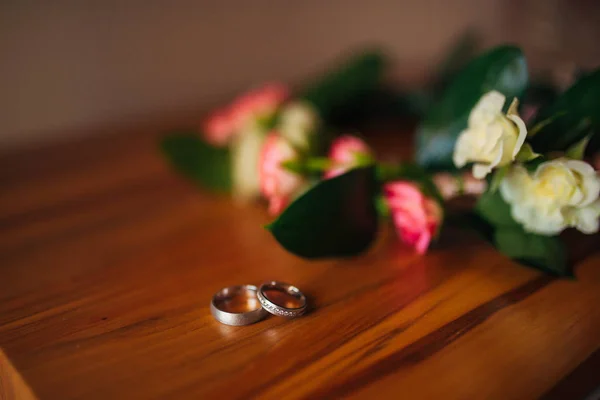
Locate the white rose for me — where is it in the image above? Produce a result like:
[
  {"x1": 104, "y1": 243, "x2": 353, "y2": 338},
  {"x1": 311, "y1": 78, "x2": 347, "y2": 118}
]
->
[
  {"x1": 230, "y1": 102, "x2": 319, "y2": 202},
  {"x1": 500, "y1": 159, "x2": 600, "y2": 235},
  {"x1": 230, "y1": 121, "x2": 265, "y2": 201},
  {"x1": 453, "y1": 91, "x2": 527, "y2": 179},
  {"x1": 277, "y1": 102, "x2": 319, "y2": 150}
]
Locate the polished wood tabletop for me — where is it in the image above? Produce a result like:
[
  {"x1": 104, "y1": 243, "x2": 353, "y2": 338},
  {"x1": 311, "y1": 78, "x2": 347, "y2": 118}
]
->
[{"x1": 0, "y1": 125, "x2": 599, "y2": 400}]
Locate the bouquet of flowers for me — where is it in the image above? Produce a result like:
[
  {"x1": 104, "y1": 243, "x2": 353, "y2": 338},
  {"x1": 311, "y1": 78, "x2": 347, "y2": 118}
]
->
[
  {"x1": 161, "y1": 51, "x2": 386, "y2": 203},
  {"x1": 162, "y1": 45, "x2": 600, "y2": 277}
]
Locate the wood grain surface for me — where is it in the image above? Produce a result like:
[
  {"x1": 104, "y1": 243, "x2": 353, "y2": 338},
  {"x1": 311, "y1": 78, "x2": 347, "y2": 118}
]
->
[
  {"x1": 0, "y1": 125, "x2": 599, "y2": 400},
  {"x1": 0, "y1": 349, "x2": 37, "y2": 400}
]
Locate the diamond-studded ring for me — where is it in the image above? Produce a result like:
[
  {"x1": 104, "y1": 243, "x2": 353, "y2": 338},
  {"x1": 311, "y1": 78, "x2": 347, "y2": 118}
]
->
[{"x1": 257, "y1": 281, "x2": 307, "y2": 318}]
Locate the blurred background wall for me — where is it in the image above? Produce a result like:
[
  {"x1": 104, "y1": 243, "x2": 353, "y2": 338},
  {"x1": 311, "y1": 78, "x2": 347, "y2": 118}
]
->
[{"x1": 1, "y1": 0, "x2": 599, "y2": 149}]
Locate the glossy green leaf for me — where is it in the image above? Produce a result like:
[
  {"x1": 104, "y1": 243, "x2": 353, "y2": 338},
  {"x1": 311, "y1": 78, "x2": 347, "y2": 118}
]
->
[
  {"x1": 301, "y1": 51, "x2": 386, "y2": 122},
  {"x1": 416, "y1": 45, "x2": 528, "y2": 170},
  {"x1": 266, "y1": 166, "x2": 378, "y2": 259},
  {"x1": 530, "y1": 68, "x2": 600, "y2": 152},
  {"x1": 459, "y1": 211, "x2": 570, "y2": 276},
  {"x1": 494, "y1": 228, "x2": 569, "y2": 276},
  {"x1": 475, "y1": 190, "x2": 519, "y2": 228},
  {"x1": 161, "y1": 133, "x2": 231, "y2": 191}
]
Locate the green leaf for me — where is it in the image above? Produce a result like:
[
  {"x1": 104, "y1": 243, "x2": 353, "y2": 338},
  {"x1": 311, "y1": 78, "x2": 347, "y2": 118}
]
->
[
  {"x1": 281, "y1": 160, "x2": 305, "y2": 175},
  {"x1": 266, "y1": 166, "x2": 378, "y2": 259},
  {"x1": 432, "y1": 30, "x2": 478, "y2": 91},
  {"x1": 494, "y1": 228, "x2": 570, "y2": 276},
  {"x1": 161, "y1": 133, "x2": 231, "y2": 191},
  {"x1": 528, "y1": 112, "x2": 566, "y2": 137},
  {"x1": 415, "y1": 45, "x2": 529, "y2": 170},
  {"x1": 256, "y1": 111, "x2": 279, "y2": 131},
  {"x1": 471, "y1": 191, "x2": 571, "y2": 276},
  {"x1": 523, "y1": 80, "x2": 560, "y2": 114},
  {"x1": 515, "y1": 143, "x2": 540, "y2": 162},
  {"x1": 301, "y1": 51, "x2": 386, "y2": 122},
  {"x1": 305, "y1": 157, "x2": 334, "y2": 171},
  {"x1": 375, "y1": 195, "x2": 390, "y2": 218},
  {"x1": 457, "y1": 211, "x2": 571, "y2": 276},
  {"x1": 529, "y1": 68, "x2": 600, "y2": 152},
  {"x1": 393, "y1": 89, "x2": 435, "y2": 118},
  {"x1": 282, "y1": 157, "x2": 332, "y2": 176},
  {"x1": 475, "y1": 190, "x2": 519, "y2": 228},
  {"x1": 565, "y1": 134, "x2": 591, "y2": 160}
]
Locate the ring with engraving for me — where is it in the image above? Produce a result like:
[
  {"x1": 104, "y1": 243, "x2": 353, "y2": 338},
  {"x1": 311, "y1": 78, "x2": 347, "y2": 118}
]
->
[
  {"x1": 210, "y1": 285, "x2": 268, "y2": 326},
  {"x1": 257, "y1": 281, "x2": 307, "y2": 318}
]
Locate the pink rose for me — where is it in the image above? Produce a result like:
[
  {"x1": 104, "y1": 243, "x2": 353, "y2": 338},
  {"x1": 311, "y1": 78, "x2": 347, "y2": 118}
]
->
[
  {"x1": 259, "y1": 133, "x2": 304, "y2": 215},
  {"x1": 432, "y1": 172, "x2": 487, "y2": 200},
  {"x1": 324, "y1": 135, "x2": 373, "y2": 179},
  {"x1": 384, "y1": 181, "x2": 442, "y2": 254},
  {"x1": 202, "y1": 83, "x2": 290, "y2": 147}
]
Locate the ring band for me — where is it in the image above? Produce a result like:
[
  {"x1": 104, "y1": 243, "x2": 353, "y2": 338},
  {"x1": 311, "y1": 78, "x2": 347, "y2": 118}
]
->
[
  {"x1": 257, "y1": 281, "x2": 307, "y2": 318},
  {"x1": 210, "y1": 285, "x2": 268, "y2": 326}
]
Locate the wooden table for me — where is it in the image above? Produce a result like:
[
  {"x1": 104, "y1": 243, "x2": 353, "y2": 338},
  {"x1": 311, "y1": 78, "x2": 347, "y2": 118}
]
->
[{"x1": 0, "y1": 125, "x2": 599, "y2": 400}]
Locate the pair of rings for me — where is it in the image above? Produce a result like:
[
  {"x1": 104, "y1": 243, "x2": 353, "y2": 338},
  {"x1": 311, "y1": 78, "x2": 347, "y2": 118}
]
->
[{"x1": 210, "y1": 281, "x2": 307, "y2": 326}]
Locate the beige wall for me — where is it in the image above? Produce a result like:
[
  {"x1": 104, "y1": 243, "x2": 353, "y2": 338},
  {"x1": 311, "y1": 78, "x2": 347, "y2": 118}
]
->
[
  {"x1": 0, "y1": 1, "x2": 498, "y2": 149},
  {"x1": 1, "y1": 1, "x2": 598, "y2": 149}
]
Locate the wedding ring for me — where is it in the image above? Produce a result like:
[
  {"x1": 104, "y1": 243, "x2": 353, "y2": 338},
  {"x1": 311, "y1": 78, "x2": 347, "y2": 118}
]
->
[
  {"x1": 257, "y1": 281, "x2": 307, "y2": 318},
  {"x1": 210, "y1": 285, "x2": 268, "y2": 326}
]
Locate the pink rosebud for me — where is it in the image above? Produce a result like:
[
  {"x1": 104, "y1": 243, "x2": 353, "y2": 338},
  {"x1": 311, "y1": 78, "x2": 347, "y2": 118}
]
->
[
  {"x1": 230, "y1": 83, "x2": 290, "y2": 131},
  {"x1": 432, "y1": 172, "x2": 487, "y2": 200},
  {"x1": 384, "y1": 181, "x2": 442, "y2": 255},
  {"x1": 462, "y1": 172, "x2": 487, "y2": 196},
  {"x1": 202, "y1": 109, "x2": 235, "y2": 147},
  {"x1": 432, "y1": 173, "x2": 458, "y2": 200},
  {"x1": 259, "y1": 133, "x2": 304, "y2": 215},
  {"x1": 324, "y1": 135, "x2": 373, "y2": 179},
  {"x1": 202, "y1": 83, "x2": 290, "y2": 147}
]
